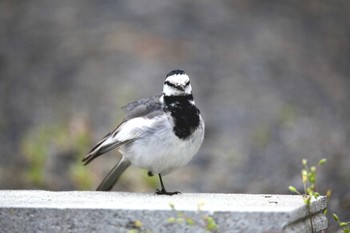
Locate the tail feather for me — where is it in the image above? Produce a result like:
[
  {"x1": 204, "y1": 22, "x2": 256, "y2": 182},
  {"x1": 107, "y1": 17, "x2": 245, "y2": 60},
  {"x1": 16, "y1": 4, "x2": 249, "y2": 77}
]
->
[
  {"x1": 82, "y1": 142, "x2": 120, "y2": 165},
  {"x1": 82, "y1": 134, "x2": 132, "y2": 165},
  {"x1": 96, "y1": 157, "x2": 131, "y2": 191}
]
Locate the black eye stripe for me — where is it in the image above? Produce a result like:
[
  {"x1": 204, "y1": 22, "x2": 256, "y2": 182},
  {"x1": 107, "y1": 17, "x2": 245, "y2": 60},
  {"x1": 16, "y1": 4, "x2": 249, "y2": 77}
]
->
[
  {"x1": 164, "y1": 80, "x2": 176, "y2": 88},
  {"x1": 164, "y1": 80, "x2": 190, "y2": 88}
]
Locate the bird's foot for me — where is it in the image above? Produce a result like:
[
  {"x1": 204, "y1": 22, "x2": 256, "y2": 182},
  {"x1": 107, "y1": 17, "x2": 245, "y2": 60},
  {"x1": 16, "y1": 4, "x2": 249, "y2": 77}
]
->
[{"x1": 154, "y1": 188, "x2": 181, "y2": 196}]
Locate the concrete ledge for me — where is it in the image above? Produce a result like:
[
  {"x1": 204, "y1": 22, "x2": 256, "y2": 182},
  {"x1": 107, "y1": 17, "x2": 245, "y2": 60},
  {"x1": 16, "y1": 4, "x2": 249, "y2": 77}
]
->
[{"x1": 0, "y1": 191, "x2": 327, "y2": 233}]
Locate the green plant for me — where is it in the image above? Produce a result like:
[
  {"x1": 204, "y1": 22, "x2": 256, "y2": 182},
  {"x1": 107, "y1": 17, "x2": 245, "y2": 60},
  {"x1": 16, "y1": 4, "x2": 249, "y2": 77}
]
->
[
  {"x1": 289, "y1": 158, "x2": 350, "y2": 233},
  {"x1": 21, "y1": 124, "x2": 69, "y2": 186},
  {"x1": 126, "y1": 219, "x2": 153, "y2": 233},
  {"x1": 333, "y1": 213, "x2": 350, "y2": 233},
  {"x1": 21, "y1": 120, "x2": 93, "y2": 189},
  {"x1": 289, "y1": 158, "x2": 326, "y2": 204},
  {"x1": 289, "y1": 158, "x2": 326, "y2": 233},
  {"x1": 167, "y1": 203, "x2": 218, "y2": 233}
]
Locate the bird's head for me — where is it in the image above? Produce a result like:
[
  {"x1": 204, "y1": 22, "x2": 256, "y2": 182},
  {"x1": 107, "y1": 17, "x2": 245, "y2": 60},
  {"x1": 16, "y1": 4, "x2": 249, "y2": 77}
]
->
[{"x1": 163, "y1": 70, "x2": 192, "y2": 96}]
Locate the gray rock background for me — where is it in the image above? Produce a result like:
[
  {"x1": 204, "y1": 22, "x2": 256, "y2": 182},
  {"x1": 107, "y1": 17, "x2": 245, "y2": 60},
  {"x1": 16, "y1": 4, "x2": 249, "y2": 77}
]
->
[{"x1": 1, "y1": 0, "x2": 349, "y2": 230}]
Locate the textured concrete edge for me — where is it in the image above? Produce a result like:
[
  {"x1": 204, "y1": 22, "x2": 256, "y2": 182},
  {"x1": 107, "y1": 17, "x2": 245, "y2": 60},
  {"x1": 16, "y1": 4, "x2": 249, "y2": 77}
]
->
[
  {"x1": 0, "y1": 205, "x2": 328, "y2": 233},
  {"x1": 0, "y1": 191, "x2": 328, "y2": 233},
  {"x1": 283, "y1": 196, "x2": 328, "y2": 233},
  {"x1": 284, "y1": 213, "x2": 328, "y2": 233}
]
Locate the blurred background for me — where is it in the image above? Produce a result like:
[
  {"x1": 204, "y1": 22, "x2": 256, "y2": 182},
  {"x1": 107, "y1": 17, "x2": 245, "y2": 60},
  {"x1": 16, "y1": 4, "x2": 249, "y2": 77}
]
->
[{"x1": 1, "y1": 0, "x2": 349, "y2": 230}]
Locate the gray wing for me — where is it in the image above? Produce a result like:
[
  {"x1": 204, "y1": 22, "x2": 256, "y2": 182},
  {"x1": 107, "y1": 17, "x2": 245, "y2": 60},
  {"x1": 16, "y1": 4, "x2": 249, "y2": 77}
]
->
[
  {"x1": 82, "y1": 128, "x2": 132, "y2": 165},
  {"x1": 82, "y1": 95, "x2": 163, "y2": 165},
  {"x1": 122, "y1": 95, "x2": 163, "y2": 121}
]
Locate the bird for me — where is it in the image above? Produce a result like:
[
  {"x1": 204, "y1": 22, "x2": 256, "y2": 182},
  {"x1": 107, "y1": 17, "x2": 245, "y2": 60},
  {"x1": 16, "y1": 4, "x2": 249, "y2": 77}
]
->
[{"x1": 82, "y1": 70, "x2": 205, "y2": 195}]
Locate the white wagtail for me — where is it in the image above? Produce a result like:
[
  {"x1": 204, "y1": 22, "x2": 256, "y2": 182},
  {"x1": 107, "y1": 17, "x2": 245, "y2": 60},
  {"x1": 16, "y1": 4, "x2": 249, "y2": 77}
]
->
[{"x1": 82, "y1": 70, "x2": 205, "y2": 195}]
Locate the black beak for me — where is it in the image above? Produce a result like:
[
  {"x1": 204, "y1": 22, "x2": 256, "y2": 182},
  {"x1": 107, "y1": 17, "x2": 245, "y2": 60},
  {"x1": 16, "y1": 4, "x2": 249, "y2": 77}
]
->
[{"x1": 176, "y1": 85, "x2": 185, "y2": 91}]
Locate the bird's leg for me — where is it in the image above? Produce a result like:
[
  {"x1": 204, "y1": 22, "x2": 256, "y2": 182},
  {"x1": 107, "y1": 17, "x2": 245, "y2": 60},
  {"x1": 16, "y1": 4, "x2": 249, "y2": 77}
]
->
[{"x1": 155, "y1": 174, "x2": 181, "y2": 196}]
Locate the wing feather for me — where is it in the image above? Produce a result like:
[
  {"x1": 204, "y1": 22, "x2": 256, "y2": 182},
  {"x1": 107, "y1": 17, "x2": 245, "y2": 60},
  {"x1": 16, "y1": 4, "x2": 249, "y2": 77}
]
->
[
  {"x1": 83, "y1": 96, "x2": 163, "y2": 165},
  {"x1": 122, "y1": 95, "x2": 162, "y2": 120}
]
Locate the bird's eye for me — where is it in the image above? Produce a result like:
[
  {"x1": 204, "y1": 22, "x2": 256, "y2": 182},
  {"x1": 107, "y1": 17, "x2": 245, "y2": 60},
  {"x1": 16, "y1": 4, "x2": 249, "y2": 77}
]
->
[{"x1": 165, "y1": 81, "x2": 177, "y2": 88}]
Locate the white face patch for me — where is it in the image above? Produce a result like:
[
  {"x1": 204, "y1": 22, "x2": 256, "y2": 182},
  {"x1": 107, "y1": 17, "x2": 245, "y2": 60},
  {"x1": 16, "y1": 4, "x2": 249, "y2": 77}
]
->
[{"x1": 163, "y1": 74, "x2": 192, "y2": 96}]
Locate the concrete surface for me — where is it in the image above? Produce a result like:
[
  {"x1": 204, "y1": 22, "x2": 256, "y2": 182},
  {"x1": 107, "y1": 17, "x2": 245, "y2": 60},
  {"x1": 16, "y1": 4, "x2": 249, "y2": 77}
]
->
[{"x1": 0, "y1": 191, "x2": 327, "y2": 233}]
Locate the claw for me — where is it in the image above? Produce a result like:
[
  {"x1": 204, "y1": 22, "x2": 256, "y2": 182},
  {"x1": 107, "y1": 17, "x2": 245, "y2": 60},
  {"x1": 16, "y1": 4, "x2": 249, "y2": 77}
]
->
[{"x1": 155, "y1": 188, "x2": 181, "y2": 196}]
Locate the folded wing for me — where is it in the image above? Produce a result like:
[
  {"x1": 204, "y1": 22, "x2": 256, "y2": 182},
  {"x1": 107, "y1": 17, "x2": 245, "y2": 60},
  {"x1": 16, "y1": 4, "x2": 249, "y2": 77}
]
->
[{"x1": 83, "y1": 96, "x2": 163, "y2": 165}]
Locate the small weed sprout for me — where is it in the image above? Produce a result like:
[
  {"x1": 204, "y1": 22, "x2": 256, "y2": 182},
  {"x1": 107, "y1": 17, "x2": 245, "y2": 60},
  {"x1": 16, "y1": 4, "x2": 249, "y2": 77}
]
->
[
  {"x1": 289, "y1": 158, "x2": 350, "y2": 233},
  {"x1": 167, "y1": 203, "x2": 218, "y2": 233},
  {"x1": 126, "y1": 219, "x2": 153, "y2": 233},
  {"x1": 333, "y1": 213, "x2": 350, "y2": 233},
  {"x1": 289, "y1": 158, "x2": 326, "y2": 233},
  {"x1": 289, "y1": 158, "x2": 326, "y2": 204}
]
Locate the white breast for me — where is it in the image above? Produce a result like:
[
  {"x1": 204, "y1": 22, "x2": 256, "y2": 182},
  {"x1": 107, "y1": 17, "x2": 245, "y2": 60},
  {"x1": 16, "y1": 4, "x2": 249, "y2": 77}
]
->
[{"x1": 119, "y1": 114, "x2": 204, "y2": 175}]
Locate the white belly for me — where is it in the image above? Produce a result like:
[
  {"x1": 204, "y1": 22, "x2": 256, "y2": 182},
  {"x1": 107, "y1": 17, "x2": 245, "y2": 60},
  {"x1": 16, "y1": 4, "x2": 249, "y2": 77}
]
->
[{"x1": 119, "y1": 115, "x2": 204, "y2": 175}]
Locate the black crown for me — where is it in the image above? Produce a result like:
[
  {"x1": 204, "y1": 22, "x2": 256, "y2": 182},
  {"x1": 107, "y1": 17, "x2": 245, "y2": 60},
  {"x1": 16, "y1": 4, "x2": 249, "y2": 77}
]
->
[{"x1": 166, "y1": 70, "x2": 186, "y2": 77}]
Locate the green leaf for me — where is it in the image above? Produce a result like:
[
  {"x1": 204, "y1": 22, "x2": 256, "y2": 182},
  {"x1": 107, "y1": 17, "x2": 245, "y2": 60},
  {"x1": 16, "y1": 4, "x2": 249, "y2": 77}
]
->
[
  {"x1": 308, "y1": 173, "x2": 316, "y2": 183},
  {"x1": 303, "y1": 195, "x2": 311, "y2": 205},
  {"x1": 176, "y1": 218, "x2": 184, "y2": 223},
  {"x1": 318, "y1": 158, "x2": 327, "y2": 165},
  {"x1": 340, "y1": 222, "x2": 348, "y2": 227},
  {"x1": 127, "y1": 230, "x2": 138, "y2": 233},
  {"x1": 134, "y1": 220, "x2": 143, "y2": 228},
  {"x1": 333, "y1": 213, "x2": 340, "y2": 222},
  {"x1": 306, "y1": 186, "x2": 314, "y2": 196},
  {"x1": 185, "y1": 218, "x2": 195, "y2": 225},
  {"x1": 167, "y1": 217, "x2": 176, "y2": 223},
  {"x1": 205, "y1": 216, "x2": 218, "y2": 231},
  {"x1": 289, "y1": 186, "x2": 298, "y2": 193}
]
